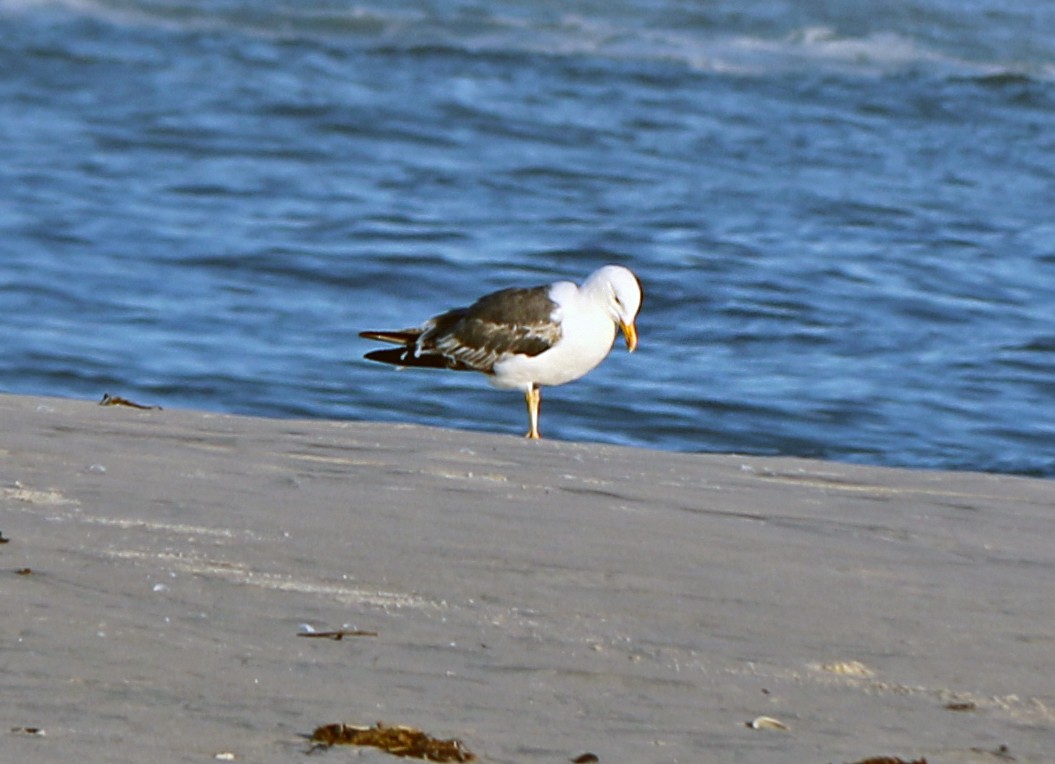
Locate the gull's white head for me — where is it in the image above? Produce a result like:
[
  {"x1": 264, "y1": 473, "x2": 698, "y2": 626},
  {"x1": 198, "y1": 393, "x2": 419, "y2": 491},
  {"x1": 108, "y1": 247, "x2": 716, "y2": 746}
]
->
[{"x1": 583, "y1": 265, "x2": 642, "y2": 352}]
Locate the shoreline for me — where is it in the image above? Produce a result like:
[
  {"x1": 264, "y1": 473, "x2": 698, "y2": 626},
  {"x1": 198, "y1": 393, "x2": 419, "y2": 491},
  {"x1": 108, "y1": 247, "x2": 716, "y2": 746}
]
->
[{"x1": 2, "y1": 393, "x2": 1052, "y2": 763}]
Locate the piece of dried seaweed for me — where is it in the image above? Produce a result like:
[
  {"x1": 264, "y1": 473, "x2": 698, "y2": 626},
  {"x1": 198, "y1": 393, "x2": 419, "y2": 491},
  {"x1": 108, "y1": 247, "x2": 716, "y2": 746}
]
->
[
  {"x1": 297, "y1": 629, "x2": 378, "y2": 640},
  {"x1": 310, "y1": 722, "x2": 475, "y2": 762},
  {"x1": 11, "y1": 727, "x2": 46, "y2": 736},
  {"x1": 99, "y1": 393, "x2": 162, "y2": 410}
]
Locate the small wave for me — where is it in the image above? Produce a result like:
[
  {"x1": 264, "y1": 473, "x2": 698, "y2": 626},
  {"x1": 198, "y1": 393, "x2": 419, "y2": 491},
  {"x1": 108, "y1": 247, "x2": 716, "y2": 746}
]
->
[
  {"x1": 7, "y1": 0, "x2": 1051, "y2": 82},
  {"x1": 952, "y1": 69, "x2": 1055, "y2": 105},
  {"x1": 0, "y1": 0, "x2": 411, "y2": 41},
  {"x1": 968, "y1": 71, "x2": 1037, "y2": 87}
]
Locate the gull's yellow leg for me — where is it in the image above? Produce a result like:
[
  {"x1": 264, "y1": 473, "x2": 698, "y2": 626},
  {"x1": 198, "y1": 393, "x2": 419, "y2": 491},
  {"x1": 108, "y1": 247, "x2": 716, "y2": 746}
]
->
[{"x1": 524, "y1": 385, "x2": 541, "y2": 439}]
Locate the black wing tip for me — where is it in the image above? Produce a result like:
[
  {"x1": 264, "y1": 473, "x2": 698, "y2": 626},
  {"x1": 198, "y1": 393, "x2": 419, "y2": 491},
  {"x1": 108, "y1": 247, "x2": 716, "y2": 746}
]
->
[
  {"x1": 363, "y1": 347, "x2": 470, "y2": 371},
  {"x1": 363, "y1": 347, "x2": 408, "y2": 365},
  {"x1": 360, "y1": 329, "x2": 416, "y2": 343}
]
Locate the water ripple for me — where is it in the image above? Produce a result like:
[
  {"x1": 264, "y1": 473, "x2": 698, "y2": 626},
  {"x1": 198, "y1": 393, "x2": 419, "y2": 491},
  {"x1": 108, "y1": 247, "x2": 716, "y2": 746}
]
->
[{"x1": 2, "y1": 0, "x2": 1054, "y2": 475}]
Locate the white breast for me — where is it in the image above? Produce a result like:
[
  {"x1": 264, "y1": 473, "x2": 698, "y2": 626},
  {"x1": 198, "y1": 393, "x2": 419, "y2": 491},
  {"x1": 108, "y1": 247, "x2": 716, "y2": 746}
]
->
[{"x1": 490, "y1": 282, "x2": 618, "y2": 391}]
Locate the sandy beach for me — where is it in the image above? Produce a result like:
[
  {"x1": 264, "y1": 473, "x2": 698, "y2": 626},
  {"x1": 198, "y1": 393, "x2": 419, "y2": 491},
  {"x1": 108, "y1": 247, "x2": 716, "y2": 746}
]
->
[{"x1": 2, "y1": 392, "x2": 1052, "y2": 764}]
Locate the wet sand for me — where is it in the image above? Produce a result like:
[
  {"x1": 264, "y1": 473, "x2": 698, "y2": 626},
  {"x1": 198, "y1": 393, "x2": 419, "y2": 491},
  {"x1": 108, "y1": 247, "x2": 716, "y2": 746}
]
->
[{"x1": 2, "y1": 392, "x2": 1052, "y2": 763}]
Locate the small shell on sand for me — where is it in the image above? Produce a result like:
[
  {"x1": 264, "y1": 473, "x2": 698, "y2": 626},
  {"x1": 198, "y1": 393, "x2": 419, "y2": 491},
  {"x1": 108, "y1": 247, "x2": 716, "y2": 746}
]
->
[{"x1": 747, "y1": 716, "x2": 790, "y2": 731}]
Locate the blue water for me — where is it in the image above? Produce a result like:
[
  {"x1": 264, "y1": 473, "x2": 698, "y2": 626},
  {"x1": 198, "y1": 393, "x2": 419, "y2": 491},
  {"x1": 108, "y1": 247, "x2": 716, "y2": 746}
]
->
[{"x1": 2, "y1": 0, "x2": 1054, "y2": 476}]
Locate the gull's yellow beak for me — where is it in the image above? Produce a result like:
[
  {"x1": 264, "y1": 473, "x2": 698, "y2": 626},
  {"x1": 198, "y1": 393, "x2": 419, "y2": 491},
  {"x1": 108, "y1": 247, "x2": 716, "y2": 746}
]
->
[{"x1": 621, "y1": 321, "x2": 638, "y2": 353}]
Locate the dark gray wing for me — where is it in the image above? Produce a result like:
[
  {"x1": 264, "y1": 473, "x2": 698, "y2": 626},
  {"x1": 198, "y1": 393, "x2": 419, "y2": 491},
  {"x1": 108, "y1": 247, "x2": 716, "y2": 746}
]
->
[
  {"x1": 428, "y1": 285, "x2": 562, "y2": 372},
  {"x1": 360, "y1": 285, "x2": 562, "y2": 374}
]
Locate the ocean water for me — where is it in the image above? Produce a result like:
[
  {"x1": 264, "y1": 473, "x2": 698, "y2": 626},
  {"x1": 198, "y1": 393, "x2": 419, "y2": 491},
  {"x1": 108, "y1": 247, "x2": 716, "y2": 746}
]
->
[{"x1": 2, "y1": 0, "x2": 1053, "y2": 476}]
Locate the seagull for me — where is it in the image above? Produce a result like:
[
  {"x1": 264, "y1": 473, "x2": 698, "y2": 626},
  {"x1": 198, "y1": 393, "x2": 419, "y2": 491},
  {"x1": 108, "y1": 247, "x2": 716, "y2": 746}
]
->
[{"x1": 359, "y1": 264, "x2": 642, "y2": 439}]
